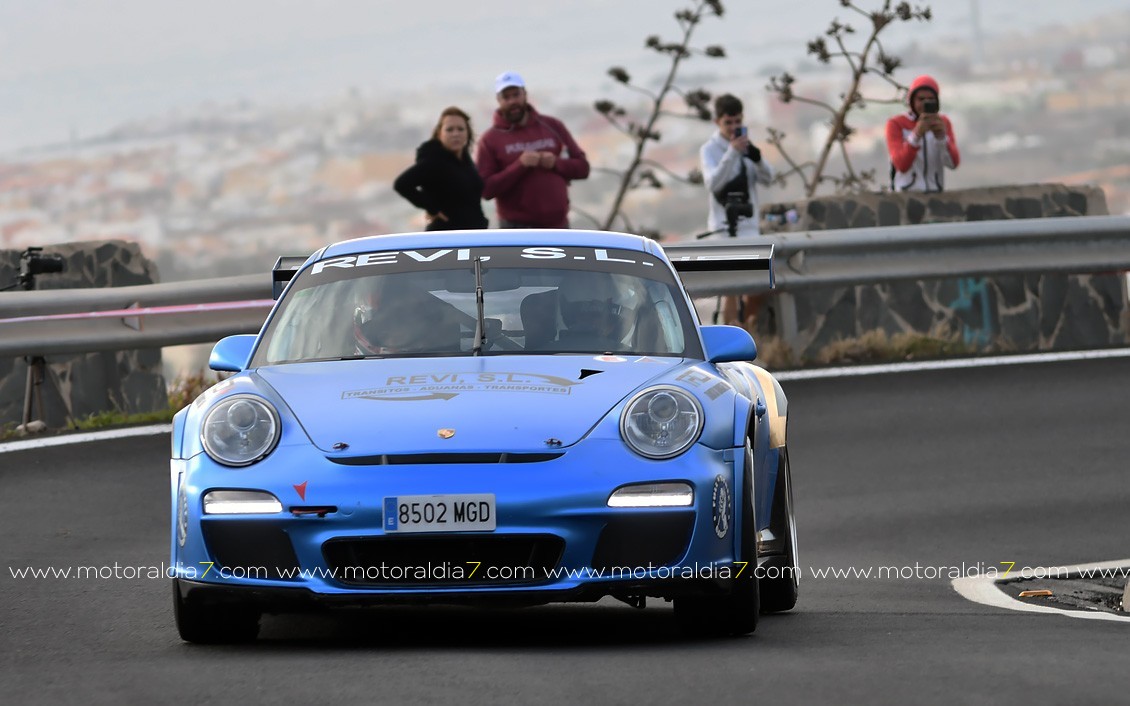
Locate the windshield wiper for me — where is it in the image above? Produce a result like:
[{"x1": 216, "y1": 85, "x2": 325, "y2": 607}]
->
[{"x1": 471, "y1": 256, "x2": 486, "y2": 356}]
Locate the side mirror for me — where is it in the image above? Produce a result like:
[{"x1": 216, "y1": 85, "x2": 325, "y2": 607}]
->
[
  {"x1": 700, "y1": 325, "x2": 757, "y2": 363},
  {"x1": 209, "y1": 335, "x2": 257, "y2": 372}
]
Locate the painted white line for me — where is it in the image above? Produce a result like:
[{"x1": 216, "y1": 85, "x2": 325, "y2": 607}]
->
[
  {"x1": 774, "y1": 347, "x2": 1130, "y2": 381},
  {"x1": 953, "y1": 558, "x2": 1130, "y2": 624},
  {"x1": 0, "y1": 424, "x2": 171, "y2": 454}
]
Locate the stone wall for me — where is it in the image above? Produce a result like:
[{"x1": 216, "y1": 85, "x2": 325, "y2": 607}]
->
[
  {"x1": 758, "y1": 184, "x2": 1129, "y2": 357},
  {"x1": 0, "y1": 241, "x2": 167, "y2": 428}
]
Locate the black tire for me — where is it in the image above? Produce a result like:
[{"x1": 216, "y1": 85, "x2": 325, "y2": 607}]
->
[
  {"x1": 173, "y1": 580, "x2": 261, "y2": 644},
  {"x1": 759, "y1": 446, "x2": 799, "y2": 613},
  {"x1": 675, "y1": 440, "x2": 759, "y2": 637}
]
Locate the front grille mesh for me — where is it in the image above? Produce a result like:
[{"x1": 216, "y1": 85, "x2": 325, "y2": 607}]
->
[
  {"x1": 327, "y1": 452, "x2": 563, "y2": 466},
  {"x1": 323, "y1": 534, "x2": 564, "y2": 586}
]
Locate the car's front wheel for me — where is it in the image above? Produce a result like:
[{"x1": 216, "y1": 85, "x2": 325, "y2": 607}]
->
[
  {"x1": 674, "y1": 440, "x2": 759, "y2": 637},
  {"x1": 173, "y1": 579, "x2": 261, "y2": 644},
  {"x1": 759, "y1": 446, "x2": 799, "y2": 613}
]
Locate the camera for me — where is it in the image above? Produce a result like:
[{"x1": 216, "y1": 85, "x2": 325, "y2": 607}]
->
[
  {"x1": 733, "y1": 126, "x2": 747, "y2": 138},
  {"x1": 922, "y1": 99, "x2": 939, "y2": 114},
  {"x1": 18, "y1": 246, "x2": 66, "y2": 291},
  {"x1": 723, "y1": 192, "x2": 753, "y2": 237}
]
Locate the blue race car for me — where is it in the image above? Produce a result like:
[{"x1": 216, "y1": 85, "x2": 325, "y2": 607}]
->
[{"x1": 170, "y1": 229, "x2": 797, "y2": 642}]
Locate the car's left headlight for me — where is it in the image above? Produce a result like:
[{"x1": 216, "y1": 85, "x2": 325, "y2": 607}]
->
[
  {"x1": 201, "y1": 394, "x2": 281, "y2": 467},
  {"x1": 620, "y1": 386, "x2": 703, "y2": 459}
]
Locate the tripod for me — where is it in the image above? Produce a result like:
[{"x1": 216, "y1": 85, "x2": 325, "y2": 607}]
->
[
  {"x1": 692, "y1": 209, "x2": 746, "y2": 323},
  {"x1": 5, "y1": 254, "x2": 71, "y2": 429},
  {"x1": 22, "y1": 356, "x2": 47, "y2": 427}
]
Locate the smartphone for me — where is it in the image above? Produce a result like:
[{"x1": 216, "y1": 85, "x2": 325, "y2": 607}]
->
[
  {"x1": 922, "y1": 99, "x2": 939, "y2": 114},
  {"x1": 734, "y1": 126, "x2": 747, "y2": 138}
]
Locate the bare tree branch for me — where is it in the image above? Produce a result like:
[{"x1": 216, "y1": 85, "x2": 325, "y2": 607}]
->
[
  {"x1": 863, "y1": 68, "x2": 906, "y2": 93},
  {"x1": 832, "y1": 32, "x2": 859, "y2": 74},
  {"x1": 658, "y1": 109, "x2": 713, "y2": 121},
  {"x1": 597, "y1": 0, "x2": 722, "y2": 232},
  {"x1": 640, "y1": 158, "x2": 702, "y2": 185},
  {"x1": 838, "y1": 137, "x2": 860, "y2": 184},
  {"x1": 597, "y1": 111, "x2": 637, "y2": 138},
  {"x1": 570, "y1": 206, "x2": 603, "y2": 228},
  {"x1": 765, "y1": 1, "x2": 931, "y2": 197},
  {"x1": 789, "y1": 95, "x2": 840, "y2": 113},
  {"x1": 589, "y1": 166, "x2": 625, "y2": 180},
  {"x1": 620, "y1": 83, "x2": 659, "y2": 101},
  {"x1": 617, "y1": 209, "x2": 636, "y2": 232},
  {"x1": 766, "y1": 128, "x2": 816, "y2": 194}
]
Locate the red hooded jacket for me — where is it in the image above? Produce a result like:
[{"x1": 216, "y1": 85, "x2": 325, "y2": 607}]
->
[
  {"x1": 886, "y1": 75, "x2": 960, "y2": 192},
  {"x1": 475, "y1": 105, "x2": 590, "y2": 227}
]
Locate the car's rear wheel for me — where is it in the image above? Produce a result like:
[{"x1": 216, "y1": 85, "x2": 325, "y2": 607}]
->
[
  {"x1": 674, "y1": 440, "x2": 759, "y2": 637},
  {"x1": 173, "y1": 579, "x2": 261, "y2": 644},
  {"x1": 759, "y1": 446, "x2": 799, "y2": 613}
]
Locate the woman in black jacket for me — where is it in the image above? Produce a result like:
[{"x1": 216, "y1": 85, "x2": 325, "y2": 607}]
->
[{"x1": 394, "y1": 106, "x2": 489, "y2": 230}]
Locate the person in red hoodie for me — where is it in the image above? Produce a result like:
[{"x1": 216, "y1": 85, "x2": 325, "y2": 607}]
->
[
  {"x1": 886, "y1": 75, "x2": 960, "y2": 192},
  {"x1": 476, "y1": 72, "x2": 590, "y2": 228}
]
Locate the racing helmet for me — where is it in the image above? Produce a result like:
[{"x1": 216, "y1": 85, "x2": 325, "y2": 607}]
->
[
  {"x1": 555, "y1": 270, "x2": 629, "y2": 343},
  {"x1": 353, "y1": 285, "x2": 452, "y2": 355}
]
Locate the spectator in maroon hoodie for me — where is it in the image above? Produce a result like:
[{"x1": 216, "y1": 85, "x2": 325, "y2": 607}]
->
[{"x1": 476, "y1": 72, "x2": 590, "y2": 228}]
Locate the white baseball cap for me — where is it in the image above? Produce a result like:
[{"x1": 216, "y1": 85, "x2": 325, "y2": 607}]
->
[{"x1": 494, "y1": 71, "x2": 526, "y2": 94}]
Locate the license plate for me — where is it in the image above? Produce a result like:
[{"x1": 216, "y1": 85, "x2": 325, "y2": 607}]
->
[{"x1": 383, "y1": 494, "x2": 496, "y2": 533}]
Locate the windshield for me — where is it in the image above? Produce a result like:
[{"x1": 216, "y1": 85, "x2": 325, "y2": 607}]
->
[{"x1": 252, "y1": 246, "x2": 700, "y2": 364}]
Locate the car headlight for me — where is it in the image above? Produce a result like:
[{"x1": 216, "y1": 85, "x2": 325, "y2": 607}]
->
[
  {"x1": 201, "y1": 395, "x2": 280, "y2": 467},
  {"x1": 619, "y1": 386, "x2": 703, "y2": 459}
]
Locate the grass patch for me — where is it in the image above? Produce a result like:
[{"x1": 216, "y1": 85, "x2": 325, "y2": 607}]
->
[
  {"x1": 70, "y1": 408, "x2": 179, "y2": 431},
  {"x1": 754, "y1": 326, "x2": 993, "y2": 370},
  {"x1": 813, "y1": 328, "x2": 979, "y2": 366}
]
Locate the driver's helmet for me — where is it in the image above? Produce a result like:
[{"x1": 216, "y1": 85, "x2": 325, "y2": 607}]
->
[
  {"x1": 353, "y1": 286, "x2": 446, "y2": 354},
  {"x1": 556, "y1": 270, "x2": 629, "y2": 343}
]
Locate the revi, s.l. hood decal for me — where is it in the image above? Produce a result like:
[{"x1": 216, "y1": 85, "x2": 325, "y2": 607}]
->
[{"x1": 255, "y1": 356, "x2": 684, "y2": 454}]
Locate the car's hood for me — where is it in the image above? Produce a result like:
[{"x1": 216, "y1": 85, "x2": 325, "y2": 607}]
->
[{"x1": 255, "y1": 356, "x2": 685, "y2": 454}]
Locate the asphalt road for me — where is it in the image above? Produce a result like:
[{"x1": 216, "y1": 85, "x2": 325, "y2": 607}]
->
[{"x1": 3, "y1": 357, "x2": 1129, "y2": 704}]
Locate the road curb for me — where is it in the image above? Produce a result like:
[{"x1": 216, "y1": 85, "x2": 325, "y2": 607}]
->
[
  {"x1": 953, "y1": 558, "x2": 1130, "y2": 623},
  {"x1": 0, "y1": 424, "x2": 171, "y2": 455}
]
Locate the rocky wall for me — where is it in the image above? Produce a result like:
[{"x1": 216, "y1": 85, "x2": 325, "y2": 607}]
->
[
  {"x1": 757, "y1": 184, "x2": 1129, "y2": 358},
  {"x1": 0, "y1": 241, "x2": 167, "y2": 428}
]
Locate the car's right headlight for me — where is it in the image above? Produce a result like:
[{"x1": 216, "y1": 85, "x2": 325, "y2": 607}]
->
[
  {"x1": 201, "y1": 395, "x2": 280, "y2": 467},
  {"x1": 620, "y1": 386, "x2": 703, "y2": 459}
]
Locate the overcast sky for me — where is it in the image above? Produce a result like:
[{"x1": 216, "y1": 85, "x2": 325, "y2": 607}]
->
[{"x1": 2, "y1": 0, "x2": 1128, "y2": 153}]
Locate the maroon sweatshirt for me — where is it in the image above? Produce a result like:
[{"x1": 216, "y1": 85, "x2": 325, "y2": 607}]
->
[{"x1": 475, "y1": 105, "x2": 590, "y2": 227}]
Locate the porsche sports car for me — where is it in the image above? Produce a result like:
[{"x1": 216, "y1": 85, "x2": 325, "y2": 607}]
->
[{"x1": 170, "y1": 229, "x2": 798, "y2": 642}]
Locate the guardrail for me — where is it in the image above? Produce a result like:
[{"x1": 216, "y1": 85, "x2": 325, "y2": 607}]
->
[
  {"x1": 767, "y1": 214, "x2": 1130, "y2": 290},
  {"x1": 0, "y1": 275, "x2": 272, "y2": 357},
  {"x1": 2, "y1": 215, "x2": 1129, "y2": 358}
]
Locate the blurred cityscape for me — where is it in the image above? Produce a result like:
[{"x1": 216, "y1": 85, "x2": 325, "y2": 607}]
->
[{"x1": 1, "y1": 7, "x2": 1128, "y2": 282}]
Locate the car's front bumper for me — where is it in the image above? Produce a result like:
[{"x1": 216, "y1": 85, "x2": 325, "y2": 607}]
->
[{"x1": 171, "y1": 439, "x2": 750, "y2": 603}]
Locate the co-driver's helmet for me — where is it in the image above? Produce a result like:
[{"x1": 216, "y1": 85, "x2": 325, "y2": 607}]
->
[{"x1": 556, "y1": 270, "x2": 628, "y2": 343}]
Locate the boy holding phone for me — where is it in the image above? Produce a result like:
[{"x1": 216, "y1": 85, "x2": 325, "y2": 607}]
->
[
  {"x1": 886, "y1": 74, "x2": 960, "y2": 192},
  {"x1": 699, "y1": 94, "x2": 774, "y2": 238},
  {"x1": 699, "y1": 93, "x2": 775, "y2": 329}
]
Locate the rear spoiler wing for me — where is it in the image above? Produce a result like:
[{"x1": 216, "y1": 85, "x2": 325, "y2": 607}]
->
[
  {"x1": 272, "y1": 256, "x2": 307, "y2": 299},
  {"x1": 663, "y1": 242, "x2": 775, "y2": 297}
]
